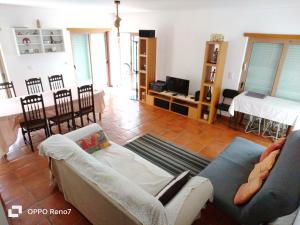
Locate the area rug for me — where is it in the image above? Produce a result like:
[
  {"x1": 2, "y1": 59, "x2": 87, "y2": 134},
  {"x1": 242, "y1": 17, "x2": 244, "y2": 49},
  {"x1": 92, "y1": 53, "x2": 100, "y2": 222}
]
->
[{"x1": 124, "y1": 134, "x2": 211, "y2": 176}]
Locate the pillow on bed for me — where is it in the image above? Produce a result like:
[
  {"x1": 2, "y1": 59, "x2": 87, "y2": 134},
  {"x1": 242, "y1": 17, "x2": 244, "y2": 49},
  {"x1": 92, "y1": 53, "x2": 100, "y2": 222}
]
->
[
  {"x1": 156, "y1": 170, "x2": 190, "y2": 206},
  {"x1": 76, "y1": 130, "x2": 110, "y2": 154}
]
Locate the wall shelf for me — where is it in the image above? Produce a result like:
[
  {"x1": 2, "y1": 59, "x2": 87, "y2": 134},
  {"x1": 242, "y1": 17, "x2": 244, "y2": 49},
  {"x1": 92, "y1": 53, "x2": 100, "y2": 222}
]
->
[{"x1": 13, "y1": 28, "x2": 65, "y2": 55}]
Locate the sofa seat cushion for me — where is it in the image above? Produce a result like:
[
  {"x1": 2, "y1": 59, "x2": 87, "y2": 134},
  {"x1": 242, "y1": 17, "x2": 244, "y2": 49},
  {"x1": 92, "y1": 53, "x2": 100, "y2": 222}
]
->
[
  {"x1": 92, "y1": 142, "x2": 174, "y2": 196},
  {"x1": 199, "y1": 137, "x2": 264, "y2": 223}
]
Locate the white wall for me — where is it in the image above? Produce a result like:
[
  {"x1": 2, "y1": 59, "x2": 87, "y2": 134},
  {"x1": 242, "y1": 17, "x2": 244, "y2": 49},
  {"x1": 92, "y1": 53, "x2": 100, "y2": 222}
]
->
[
  {"x1": 0, "y1": 4, "x2": 300, "y2": 96},
  {"x1": 0, "y1": 4, "x2": 113, "y2": 96},
  {"x1": 120, "y1": 7, "x2": 300, "y2": 94}
]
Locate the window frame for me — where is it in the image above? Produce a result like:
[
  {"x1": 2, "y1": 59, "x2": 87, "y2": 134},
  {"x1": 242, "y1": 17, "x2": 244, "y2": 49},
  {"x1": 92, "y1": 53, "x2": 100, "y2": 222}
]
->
[{"x1": 239, "y1": 33, "x2": 300, "y2": 97}]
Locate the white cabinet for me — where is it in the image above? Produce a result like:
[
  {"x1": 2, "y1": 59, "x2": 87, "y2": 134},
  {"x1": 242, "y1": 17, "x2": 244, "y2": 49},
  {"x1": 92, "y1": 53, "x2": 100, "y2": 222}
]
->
[{"x1": 14, "y1": 28, "x2": 65, "y2": 55}]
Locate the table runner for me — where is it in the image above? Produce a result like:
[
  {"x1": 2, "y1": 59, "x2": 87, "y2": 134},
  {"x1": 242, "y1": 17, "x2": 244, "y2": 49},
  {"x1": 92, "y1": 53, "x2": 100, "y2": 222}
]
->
[{"x1": 0, "y1": 88, "x2": 105, "y2": 157}]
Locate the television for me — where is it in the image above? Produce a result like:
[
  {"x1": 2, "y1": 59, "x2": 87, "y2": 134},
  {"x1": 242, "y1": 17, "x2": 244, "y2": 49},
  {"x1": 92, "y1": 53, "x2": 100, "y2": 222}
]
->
[{"x1": 166, "y1": 76, "x2": 190, "y2": 96}]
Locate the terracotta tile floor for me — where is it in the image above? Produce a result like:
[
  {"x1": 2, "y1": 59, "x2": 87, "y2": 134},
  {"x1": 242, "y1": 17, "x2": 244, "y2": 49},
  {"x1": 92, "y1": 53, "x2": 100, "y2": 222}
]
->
[{"x1": 0, "y1": 88, "x2": 272, "y2": 225}]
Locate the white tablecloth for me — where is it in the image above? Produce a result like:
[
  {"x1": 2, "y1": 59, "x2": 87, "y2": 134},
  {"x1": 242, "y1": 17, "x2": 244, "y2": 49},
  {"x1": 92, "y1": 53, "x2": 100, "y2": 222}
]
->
[
  {"x1": 0, "y1": 88, "x2": 105, "y2": 157},
  {"x1": 229, "y1": 92, "x2": 300, "y2": 131}
]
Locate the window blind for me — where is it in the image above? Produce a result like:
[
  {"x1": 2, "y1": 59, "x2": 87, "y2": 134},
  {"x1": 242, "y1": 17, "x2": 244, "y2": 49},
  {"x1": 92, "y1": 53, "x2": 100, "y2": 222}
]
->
[
  {"x1": 276, "y1": 44, "x2": 300, "y2": 102},
  {"x1": 244, "y1": 43, "x2": 283, "y2": 95}
]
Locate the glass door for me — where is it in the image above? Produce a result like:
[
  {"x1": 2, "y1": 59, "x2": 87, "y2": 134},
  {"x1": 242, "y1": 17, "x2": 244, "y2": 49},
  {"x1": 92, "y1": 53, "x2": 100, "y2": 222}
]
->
[
  {"x1": 70, "y1": 33, "x2": 92, "y2": 86},
  {"x1": 89, "y1": 33, "x2": 108, "y2": 90}
]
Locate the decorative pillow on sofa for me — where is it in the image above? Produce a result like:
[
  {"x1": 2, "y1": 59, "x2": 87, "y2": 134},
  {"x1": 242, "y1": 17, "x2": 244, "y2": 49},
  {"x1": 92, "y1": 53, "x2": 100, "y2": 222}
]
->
[
  {"x1": 234, "y1": 150, "x2": 280, "y2": 205},
  {"x1": 259, "y1": 138, "x2": 286, "y2": 162},
  {"x1": 234, "y1": 170, "x2": 269, "y2": 205},
  {"x1": 248, "y1": 150, "x2": 280, "y2": 181},
  {"x1": 76, "y1": 130, "x2": 110, "y2": 154},
  {"x1": 156, "y1": 170, "x2": 190, "y2": 206}
]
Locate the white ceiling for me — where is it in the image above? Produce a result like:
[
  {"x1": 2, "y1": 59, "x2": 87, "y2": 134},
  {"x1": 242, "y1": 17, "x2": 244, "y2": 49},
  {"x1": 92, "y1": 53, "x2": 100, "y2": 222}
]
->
[{"x1": 0, "y1": 0, "x2": 300, "y2": 12}]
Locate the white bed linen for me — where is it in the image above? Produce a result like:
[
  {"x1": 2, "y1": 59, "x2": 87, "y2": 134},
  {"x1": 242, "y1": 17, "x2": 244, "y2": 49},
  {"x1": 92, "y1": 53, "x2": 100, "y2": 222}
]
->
[{"x1": 39, "y1": 134, "x2": 168, "y2": 225}]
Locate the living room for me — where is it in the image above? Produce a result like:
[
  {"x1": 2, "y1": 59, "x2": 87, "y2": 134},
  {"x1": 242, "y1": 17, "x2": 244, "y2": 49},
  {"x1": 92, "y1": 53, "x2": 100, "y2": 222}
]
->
[{"x1": 0, "y1": 1, "x2": 300, "y2": 225}]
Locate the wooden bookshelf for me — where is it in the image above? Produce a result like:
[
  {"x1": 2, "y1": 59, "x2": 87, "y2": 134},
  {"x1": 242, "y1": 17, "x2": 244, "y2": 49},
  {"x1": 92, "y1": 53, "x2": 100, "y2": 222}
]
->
[
  {"x1": 138, "y1": 37, "x2": 156, "y2": 102},
  {"x1": 199, "y1": 41, "x2": 228, "y2": 124}
]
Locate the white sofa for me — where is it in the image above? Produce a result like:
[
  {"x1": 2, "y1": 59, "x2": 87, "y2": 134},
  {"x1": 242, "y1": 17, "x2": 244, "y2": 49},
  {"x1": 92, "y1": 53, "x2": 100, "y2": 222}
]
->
[{"x1": 39, "y1": 123, "x2": 213, "y2": 225}]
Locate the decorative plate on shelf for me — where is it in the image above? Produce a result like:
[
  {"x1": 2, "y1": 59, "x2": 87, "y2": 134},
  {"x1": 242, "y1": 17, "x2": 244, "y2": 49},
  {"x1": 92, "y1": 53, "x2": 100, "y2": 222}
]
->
[{"x1": 22, "y1": 37, "x2": 31, "y2": 45}]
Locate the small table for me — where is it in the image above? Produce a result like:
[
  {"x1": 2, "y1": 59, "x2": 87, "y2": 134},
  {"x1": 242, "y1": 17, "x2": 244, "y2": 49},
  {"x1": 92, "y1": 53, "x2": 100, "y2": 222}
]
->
[
  {"x1": 229, "y1": 92, "x2": 300, "y2": 133},
  {"x1": 0, "y1": 87, "x2": 105, "y2": 158}
]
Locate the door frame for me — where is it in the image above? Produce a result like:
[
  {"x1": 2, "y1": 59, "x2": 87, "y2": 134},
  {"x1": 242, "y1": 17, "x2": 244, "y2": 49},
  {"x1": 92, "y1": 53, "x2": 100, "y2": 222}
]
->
[
  {"x1": 67, "y1": 28, "x2": 112, "y2": 87},
  {"x1": 0, "y1": 45, "x2": 9, "y2": 82},
  {"x1": 0, "y1": 45, "x2": 12, "y2": 97}
]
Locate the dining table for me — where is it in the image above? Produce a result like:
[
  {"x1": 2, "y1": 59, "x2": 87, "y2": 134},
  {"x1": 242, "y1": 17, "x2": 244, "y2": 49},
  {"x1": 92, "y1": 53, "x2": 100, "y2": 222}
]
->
[
  {"x1": 229, "y1": 92, "x2": 300, "y2": 132},
  {"x1": 0, "y1": 87, "x2": 105, "y2": 158}
]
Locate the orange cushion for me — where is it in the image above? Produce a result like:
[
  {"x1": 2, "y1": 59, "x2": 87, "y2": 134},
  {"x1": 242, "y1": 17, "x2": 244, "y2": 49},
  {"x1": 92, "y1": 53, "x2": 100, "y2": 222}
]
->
[
  {"x1": 249, "y1": 150, "x2": 280, "y2": 181},
  {"x1": 259, "y1": 138, "x2": 286, "y2": 162},
  {"x1": 234, "y1": 150, "x2": 281, "y2": 205},
  {"x1": 234, "y1": 170, "x2": 269, "y2": 205}
]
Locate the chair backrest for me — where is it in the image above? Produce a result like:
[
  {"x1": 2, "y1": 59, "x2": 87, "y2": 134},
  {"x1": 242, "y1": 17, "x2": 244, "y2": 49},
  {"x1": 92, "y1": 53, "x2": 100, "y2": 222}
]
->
[
  {"x1": 78, "y1": 84, "x2": 95, "y2": 111},
  {"x1": 48, "y1": 74, "x2": 65, "y2": 91},
  {"x1": 223, "y1": 89, "x2": 240, "y2": 100},
  {"x1": 53, "y1": 89, "x2": 74, "y2": 118},
  {"x1": 0, "y1": 81, "x2": 16, "y2": 98},
  {"x1": 20, "y1": 94, "x2": 47, "y2": 124},
  {"x1": 25, "y1": 77, "x2": 44, "y2": 95}
]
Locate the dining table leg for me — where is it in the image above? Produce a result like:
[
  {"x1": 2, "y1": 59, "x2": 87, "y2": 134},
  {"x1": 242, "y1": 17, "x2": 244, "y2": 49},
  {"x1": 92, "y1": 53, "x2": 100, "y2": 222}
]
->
[
  {"x1": 2, "y1": 153, "x2": 7, "y2": 161},
  {"x1": 99, "y1": 113, "x2": 102, "y2": 121},
  {"x1": 232, "y1": 111, "x2": 240, "y2": 130}
]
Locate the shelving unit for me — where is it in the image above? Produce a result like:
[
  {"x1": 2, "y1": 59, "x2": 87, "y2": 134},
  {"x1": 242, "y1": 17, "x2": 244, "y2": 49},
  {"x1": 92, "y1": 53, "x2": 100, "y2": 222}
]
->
[
  {"x1": 138, "y1": 37, "x2": 156, "y2": 102},
  {"x1": 199, "y1": 41, "x2": 228, "y2": 124},
  {"x1": 13, "y1": 28, "x2": 65, "y2": 55},
  {"x1": 147, "y1": 90, "x2": 199, "y2": 119}
]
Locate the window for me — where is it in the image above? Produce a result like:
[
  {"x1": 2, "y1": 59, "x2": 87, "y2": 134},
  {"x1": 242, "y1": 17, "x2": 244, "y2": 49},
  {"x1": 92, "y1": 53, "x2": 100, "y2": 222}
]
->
[
  {"x1": 276, "y1": 44, "x2": 300, "y2": 101},
  {"x1": 244, "y1": 43, "x2": 283, "y2": 95},
  {"x1": 240, "y1": 33, "x2": 300, "y2": 102}
]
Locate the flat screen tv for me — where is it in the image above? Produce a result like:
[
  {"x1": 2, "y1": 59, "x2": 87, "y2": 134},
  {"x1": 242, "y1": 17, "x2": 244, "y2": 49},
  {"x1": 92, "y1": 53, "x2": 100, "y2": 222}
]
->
[{"x1": 166, "y1": 76, "x2": 189, "y2": 96}]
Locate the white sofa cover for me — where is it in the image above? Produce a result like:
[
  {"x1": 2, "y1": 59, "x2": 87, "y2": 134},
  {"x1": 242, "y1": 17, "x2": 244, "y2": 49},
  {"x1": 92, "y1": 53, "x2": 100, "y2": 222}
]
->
[{"x1": 39, "y1": 123, "x2": 213, "y2": 225}]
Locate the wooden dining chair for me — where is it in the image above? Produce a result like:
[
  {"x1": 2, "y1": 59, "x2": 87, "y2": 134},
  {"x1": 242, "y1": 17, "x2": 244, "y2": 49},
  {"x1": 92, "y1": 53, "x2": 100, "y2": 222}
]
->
[
  {"x1": 48, "y1": 89, "x2": 75, "y2": 134},
  {"x1": 20, "y1": 94, "x2": 50, "y2": 151},
  {"x1": 25, "y1": 77, "x2": 44, "y2": 95},
  {"x1": 75, "y1": 84, "x2": 96, "y2": 127},
  {"x1": 0, "y1": 81, "x2": 16, "y2": 98},
  {"x1": 48, "y1": 74, "x2": 65, "y2": 91}
]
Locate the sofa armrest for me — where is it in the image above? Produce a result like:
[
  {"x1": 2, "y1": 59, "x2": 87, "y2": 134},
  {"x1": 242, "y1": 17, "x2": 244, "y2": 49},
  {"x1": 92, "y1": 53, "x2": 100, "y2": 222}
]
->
[
  {"x1": 64, "y1": 123, "x2": 102, "y2": 142},
  {"x1": 293, "y1": 208, "x2": 300, "y2": 225},
  {"x1": 165, "y1": 176, "x2": 213, "y2": 225}
]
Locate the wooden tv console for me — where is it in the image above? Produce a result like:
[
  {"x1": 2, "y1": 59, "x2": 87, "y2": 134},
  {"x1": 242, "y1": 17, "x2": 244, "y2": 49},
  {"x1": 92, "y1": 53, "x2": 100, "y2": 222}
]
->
[{"x1": 146, "y1": 90, "x2": 199, "y2": 119}]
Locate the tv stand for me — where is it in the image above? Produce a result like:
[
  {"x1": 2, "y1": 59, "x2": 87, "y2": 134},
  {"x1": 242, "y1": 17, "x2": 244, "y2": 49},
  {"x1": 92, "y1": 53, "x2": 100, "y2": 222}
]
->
[{"x1": 146, "y1": 90, "x2": 199, "y2": 119}]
